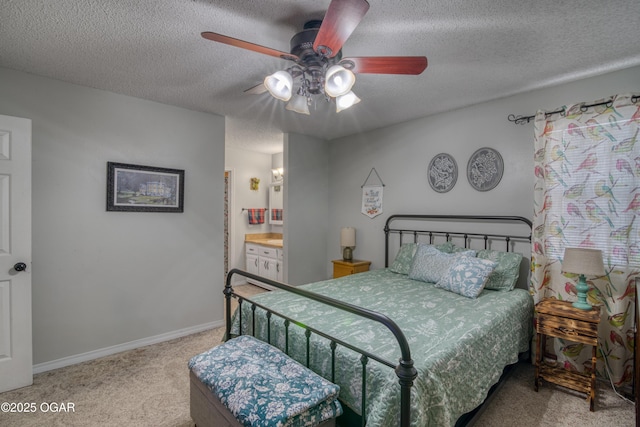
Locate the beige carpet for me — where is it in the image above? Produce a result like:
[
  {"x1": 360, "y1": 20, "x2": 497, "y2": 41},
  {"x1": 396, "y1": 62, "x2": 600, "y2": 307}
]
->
[
  {"x1": 0, "y1": 327, "x2": 225, "y2": 427},
  {"x1": 0, "y1": 285, "x2": 635, "y2": 426}
]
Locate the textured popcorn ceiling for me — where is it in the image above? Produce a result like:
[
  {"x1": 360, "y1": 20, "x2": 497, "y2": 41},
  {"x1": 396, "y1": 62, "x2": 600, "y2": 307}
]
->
[{"x1": 1, "y1": 0, "x2": 639, "y2": 153}]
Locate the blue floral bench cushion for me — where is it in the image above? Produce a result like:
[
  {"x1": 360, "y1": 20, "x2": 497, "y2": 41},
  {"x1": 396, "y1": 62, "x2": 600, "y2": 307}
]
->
[{"x1": 188, "y1": 335, "x2": 343, "y2": 427}]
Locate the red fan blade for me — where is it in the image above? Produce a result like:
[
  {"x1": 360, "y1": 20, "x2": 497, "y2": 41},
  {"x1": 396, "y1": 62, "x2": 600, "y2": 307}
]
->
[
  {"x1": 201, "y1": 32, "x2": 299, "y2": 61},
  {"x1": 313, "y1": 0, "x2": 370, "y2": 58},
  {"x1": 340, "y1": 56, "x2": 428, "y2": 75}
]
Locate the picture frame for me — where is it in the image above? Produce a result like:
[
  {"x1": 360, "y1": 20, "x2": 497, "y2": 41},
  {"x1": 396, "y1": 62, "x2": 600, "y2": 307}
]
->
[{"x1": 106, "y1": 162, "x2": 184, "y2": 212}]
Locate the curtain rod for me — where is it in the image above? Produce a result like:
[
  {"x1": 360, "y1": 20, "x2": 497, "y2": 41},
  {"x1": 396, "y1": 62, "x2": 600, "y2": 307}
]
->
[{"x1": 507, "y1": 96, "x2": 640, "y2": 125}]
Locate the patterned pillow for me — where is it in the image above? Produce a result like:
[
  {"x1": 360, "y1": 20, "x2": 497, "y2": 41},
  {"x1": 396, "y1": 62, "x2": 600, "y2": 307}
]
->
[
  {"x1": 389, "y1": 243, "x2": 418, "y2": 274},
  {"x1": 408, "y1": 244, "x2": 476, "y2": 283},
  {"x1": 389, "y1": 242, "x2": 457, "y2": 275},
  {"x1": 436, "y1": 257, "x2": 498, "y2": 298},
  {"x1": 476, "y1": 249, "x2": 523, "y2": 291}
]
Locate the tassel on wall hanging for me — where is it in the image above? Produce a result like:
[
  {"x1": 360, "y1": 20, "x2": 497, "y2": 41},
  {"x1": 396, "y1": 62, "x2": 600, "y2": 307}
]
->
[{"x1": 361, "y1": 167, "x2": 385, "y2": 219}]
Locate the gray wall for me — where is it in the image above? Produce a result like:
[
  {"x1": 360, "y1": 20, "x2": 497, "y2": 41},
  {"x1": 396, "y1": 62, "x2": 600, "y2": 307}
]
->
[
  {"x1": 285, "y1": 133, "x2": 329, "y2": 285},
  {"x1": 0, "y1": 67, "x2": 226, "y2": 366},
  {"x1": 327, "y1": 66, "x2": 640, "y2": 274},
  {"x1": 0, "y1": 63, "x2": 637, "y2": 367}
]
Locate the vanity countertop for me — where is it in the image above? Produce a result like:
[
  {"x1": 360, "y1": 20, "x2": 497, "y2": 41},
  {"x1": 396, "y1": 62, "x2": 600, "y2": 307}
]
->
[{"x1": 245, "y1": 233, "x2": 283, "y2": 248}]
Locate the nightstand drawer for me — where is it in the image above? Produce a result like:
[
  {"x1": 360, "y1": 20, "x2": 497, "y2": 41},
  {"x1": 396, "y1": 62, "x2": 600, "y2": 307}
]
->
[
  {"x1": 331, "y1": 259, "x2": 371, "y2": 279},
  {"x1": 333, "y1": 263, "x2": 355, "y2": 278},
  {"x1": 537, "y1": 314, "x2": 598, "y2": 344}
]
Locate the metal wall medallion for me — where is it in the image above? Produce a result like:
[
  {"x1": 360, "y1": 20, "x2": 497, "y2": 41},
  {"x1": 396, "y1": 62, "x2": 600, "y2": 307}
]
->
[
  {"x1": 467, "y1": 147, "x2": 503, "y2": 191},
  {"x1": 428, "y1": 153, "x2": 458, "y2": 193}
]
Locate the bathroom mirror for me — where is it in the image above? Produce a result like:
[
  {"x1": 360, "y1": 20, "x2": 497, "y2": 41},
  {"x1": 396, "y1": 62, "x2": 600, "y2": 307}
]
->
[{"x1": 269, "y1": 183, "x2": 283, "y2": 225}]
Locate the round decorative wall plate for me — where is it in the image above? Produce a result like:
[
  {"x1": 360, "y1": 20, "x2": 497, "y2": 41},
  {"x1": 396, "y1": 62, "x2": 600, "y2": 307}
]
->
[
  {"x1": 428, "y1": 153, "x2": 458, "y2": 193},
  {"x1": 467, "y1": 147, "x2": 503, "y2": 191}
]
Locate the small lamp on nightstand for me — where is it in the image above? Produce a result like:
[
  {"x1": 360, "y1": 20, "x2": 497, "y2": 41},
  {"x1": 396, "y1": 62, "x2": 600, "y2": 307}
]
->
[
  {"x1": 340, "y1": 227, "x2": 356, "y2": 261},
  {"x1": 562, "y1": 247, "x2": 605, "y2": 310}
]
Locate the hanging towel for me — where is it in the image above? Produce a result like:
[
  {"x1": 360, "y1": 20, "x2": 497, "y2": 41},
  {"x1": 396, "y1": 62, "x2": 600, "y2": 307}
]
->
[
  {"x1": 271, "y1": 209, "x2": 283, "y2": 221},
  {"x1": 248, "y1": 208, "x2": 265, "y2": 225}
]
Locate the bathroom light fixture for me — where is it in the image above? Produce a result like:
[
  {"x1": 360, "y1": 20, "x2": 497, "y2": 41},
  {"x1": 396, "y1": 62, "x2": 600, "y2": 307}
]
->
[{"x1": 271, "y1": 167, "x2": 284, "y2": 181}]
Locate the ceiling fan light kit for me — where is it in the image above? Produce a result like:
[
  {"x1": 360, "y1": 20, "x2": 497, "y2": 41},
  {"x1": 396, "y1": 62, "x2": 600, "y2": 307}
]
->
[
  {"x1": 264, "y1": 70, "x2": 293, "y2": 101},
  {"x1": 285, "y1": 91, "x2": 311, "y2": 115},
  {"x1": 324, "y1": 65, "x2": 356, "y2": 97},
  {"x1": 202, "y1": 0, "x2": 427, "y2": 115},
  {"x1": 336, "y1": 91, "x2": 361, "y2": 112}
]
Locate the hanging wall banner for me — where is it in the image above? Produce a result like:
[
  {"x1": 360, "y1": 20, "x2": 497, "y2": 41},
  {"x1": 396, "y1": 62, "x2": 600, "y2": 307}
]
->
[{"x1": 362, "y1": 185, "x2": 383, "y2": 218}]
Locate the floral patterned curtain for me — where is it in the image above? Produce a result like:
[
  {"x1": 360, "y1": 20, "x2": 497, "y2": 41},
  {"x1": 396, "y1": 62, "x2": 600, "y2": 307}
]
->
[{"x1": 531, "y1": 93, "x2": 639, "y2": 388}]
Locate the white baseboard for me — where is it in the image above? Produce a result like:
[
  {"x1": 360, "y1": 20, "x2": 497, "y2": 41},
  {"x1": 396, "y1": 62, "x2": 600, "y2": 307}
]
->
[{"x1": 33, "y1": 320, "x2": 225, "y2": 374}]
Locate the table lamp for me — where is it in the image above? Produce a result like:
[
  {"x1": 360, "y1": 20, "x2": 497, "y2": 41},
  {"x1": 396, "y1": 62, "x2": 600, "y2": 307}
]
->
[
  {"x1": 562, "y1": 247, "x2": 605, "y2": 310},
  {"x1": 340, "y1": 227, "x2": 356, "y2": 261}
]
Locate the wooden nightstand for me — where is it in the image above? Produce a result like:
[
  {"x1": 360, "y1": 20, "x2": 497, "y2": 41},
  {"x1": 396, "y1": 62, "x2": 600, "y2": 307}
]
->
[
  {"x1": 534, "y1": 298, "x2": 601, "y2": 411},
  {"x1": 332, "y1": 259, "x2": 371, "y2": 279}
]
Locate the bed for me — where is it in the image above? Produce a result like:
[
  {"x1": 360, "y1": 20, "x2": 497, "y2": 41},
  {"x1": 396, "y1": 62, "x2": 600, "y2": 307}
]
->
[{"x1": 221, "y1": 215, "x2": 534, "y2": 427}]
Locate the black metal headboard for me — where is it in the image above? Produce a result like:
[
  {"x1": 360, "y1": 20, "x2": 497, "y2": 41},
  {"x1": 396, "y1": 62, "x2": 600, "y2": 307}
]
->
[{"x1": 384, "y1": 215, "x2": 533, "y2": 288}]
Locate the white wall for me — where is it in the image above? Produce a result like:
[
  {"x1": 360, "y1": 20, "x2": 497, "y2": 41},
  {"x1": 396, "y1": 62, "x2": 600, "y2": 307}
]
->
[
  {"x1": 285, "y1": 133, "x2": 329, "y2": 285},
  {"x1": 225, "y1": 145, "x2": 275, "y2": 283},
  {"x1": 0, "y1": 67, "x2": 226, "y2": 366},
  {"x1": 327, "y1": 66, "x2": 640, "y2": 274}
]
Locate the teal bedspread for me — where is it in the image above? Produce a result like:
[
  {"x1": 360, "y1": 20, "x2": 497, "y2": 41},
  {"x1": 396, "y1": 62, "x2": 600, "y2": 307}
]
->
[{"x1": 230, "y1": 269, "x2": 533, "y2": 427}]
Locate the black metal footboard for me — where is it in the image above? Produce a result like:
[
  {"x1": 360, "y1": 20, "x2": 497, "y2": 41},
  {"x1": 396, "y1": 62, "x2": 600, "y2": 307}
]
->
[{"x1": 225, "y1": 268, "x2": 417, "y2": 427}]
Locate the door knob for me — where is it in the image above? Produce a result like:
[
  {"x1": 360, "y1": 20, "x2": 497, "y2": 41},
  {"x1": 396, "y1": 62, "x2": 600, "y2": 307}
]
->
[{"x1": 13, "y1": 262, "x2": 27, "y2": 272}]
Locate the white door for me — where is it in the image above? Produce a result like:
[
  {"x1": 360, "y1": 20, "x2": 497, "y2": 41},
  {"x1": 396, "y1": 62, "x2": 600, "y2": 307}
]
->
[{"x1": 0, "y1": 114, "x2": 32, "y2": 392}]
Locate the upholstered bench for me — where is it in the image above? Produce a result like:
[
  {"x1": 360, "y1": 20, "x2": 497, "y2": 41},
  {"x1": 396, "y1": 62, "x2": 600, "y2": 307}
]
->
[{"x1": 188, "y1": 335, "x2": 342, "y2": 427}]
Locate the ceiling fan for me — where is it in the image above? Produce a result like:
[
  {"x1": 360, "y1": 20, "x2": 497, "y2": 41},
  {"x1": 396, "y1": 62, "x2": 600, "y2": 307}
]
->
[{"x1": 201, "y1": 0, "x2": 427, "y2": 114}]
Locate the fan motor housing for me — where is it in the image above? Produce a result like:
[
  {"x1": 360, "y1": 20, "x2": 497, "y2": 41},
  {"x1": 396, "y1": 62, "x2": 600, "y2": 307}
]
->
[{"x1": 290, "y1": 20, "x2": 342, "y2": 67}]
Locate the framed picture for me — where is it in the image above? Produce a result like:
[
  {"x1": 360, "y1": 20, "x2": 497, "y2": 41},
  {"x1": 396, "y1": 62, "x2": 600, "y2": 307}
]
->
[{"x1": 106, "y1": 162, "x2": 184, "y2": 212}]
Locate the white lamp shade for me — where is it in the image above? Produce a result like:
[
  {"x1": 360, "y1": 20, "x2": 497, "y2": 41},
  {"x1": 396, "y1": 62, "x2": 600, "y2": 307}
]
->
[
  {"x1": 340, "y1": 227, "x2": 356, "y2": 247},
  {"x1": 336, "y1": 91, "x2": 361, "y2": 112},
  {"x1": 285, "y1": 93, "x2": 310, "y2": 115},
  {"x1": 562, "y1": 247, "x2": 605, "y2": 276},
  {"x1": 264, "y1": 71, "x2": 293, "y2": 101},
  {"x1": 325, "y1": 65, "x2": 356, "y2": 97}
]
